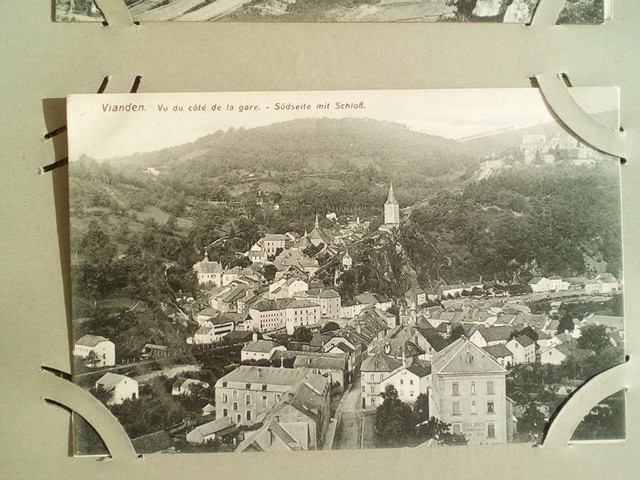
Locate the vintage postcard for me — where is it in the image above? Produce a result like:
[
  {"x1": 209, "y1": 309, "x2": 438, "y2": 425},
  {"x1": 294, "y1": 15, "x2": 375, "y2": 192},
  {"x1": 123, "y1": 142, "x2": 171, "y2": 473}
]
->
[
  {"x1": 67, "y1": 88, "x2": 624, "y2": 455},
  {"x1": 56, "y1": 0, "x2": 609, "y2": 23}
]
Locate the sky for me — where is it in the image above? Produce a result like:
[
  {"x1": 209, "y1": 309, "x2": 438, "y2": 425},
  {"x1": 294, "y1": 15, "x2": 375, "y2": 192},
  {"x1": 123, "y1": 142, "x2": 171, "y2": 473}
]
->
[{"x1": 67, "y1": 87, "x2": 618, "y2": 161}]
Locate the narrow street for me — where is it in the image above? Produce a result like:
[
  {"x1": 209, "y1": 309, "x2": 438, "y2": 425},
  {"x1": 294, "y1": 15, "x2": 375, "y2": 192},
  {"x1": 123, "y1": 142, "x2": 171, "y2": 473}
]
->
[{"x1": 331, "y1": 377, "x2": 377, "y2": 450}]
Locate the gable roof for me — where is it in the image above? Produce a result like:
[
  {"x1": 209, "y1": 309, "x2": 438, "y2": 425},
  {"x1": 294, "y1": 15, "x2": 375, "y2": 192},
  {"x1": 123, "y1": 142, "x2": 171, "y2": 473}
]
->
[
  {"x1": 242, "y1": 340, "x2": 283, "y2": 353},
  {"x1": 469, "y1": 325, "x2": 515, "y2": 342},
  {"x1": 75, "y1": 334, "x2": 111, "y2": 347},
  {"x1": 361, "y1": 352, "x2": 403, "y2": 373},
  {"x1": 432, "y1": 338, "x2": 507, "y2": 375},
  {"x1": 483, "y1": 344, "x2": 513, "y2": 359},
  {"x1": 217, "y1": 366, "x2": 307, "y2": 387},
  {"x1": 293, "y1": 354, "x2": 346, "y2": 371},
  {"x1": 96, "y1": 373, "x2": 135, "y2": 390},
  {"x1": 511, "y1": 335, "x2": 535, "y2": 347}
]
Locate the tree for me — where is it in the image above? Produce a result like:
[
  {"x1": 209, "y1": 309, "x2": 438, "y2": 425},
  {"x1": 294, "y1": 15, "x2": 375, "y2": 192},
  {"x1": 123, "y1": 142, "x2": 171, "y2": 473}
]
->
[
  {"x1": 262, "y1": 264, "x2": 278, "y2": 283},
  {"x1": 375, "y1": 384, "x2": 416, "y2": 447},
  {"x1": 516, "y1": 404, "x2": 547, "y2": 441},
  {"x1": 413, "y1": 393, "x2": 430, "y2": 422},
  {"x1": 578, "y1": 325, "x2": 610, "y2": 354},
  {"x1": 320, "y1": 321, "x2": 340, "y2": 333},
  {"x1": 292, "y1": 326, "x2": 313, "y2": 343},
  {"x1": 447, "y1": 324, "x2": 465, "y2": 344},
  {"x1": 91, "y1": 385, "x2": 114, "y2": 405},
  {"x1": 415, "y1": 417, "x2": 468, "y2": 446},
  {"x1": 446, "y1": 0, "x2": 478, "y2": 20}
]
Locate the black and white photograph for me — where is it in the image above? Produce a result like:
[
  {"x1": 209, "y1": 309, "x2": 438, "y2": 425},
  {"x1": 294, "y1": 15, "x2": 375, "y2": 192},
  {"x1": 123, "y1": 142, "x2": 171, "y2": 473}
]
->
[
  {"x1": 67, "y1": 88, "x2": 625, "y2": 455},
  {"x1": 56, "y1": 0, "x2": 608, "y2": 23}
]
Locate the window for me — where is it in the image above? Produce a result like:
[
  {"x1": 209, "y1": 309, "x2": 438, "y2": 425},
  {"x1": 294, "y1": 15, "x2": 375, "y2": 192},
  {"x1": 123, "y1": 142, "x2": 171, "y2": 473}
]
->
[
  {"x1": 452, "y1": 401, "x2": 460, "y2": 416},
  {"x1": 222, "y1": 381, "x2": 227, "y2": 387},
  {"x1": 276, "y1": 393, "x2": 281, "y2": 402},
  {"x1": 487, "y1": 401, "x2": 495, "y2": 414},
  {"x1": 452, "y1": 382, "x2": 460, "y2": 396},
  {"x1": 262, "y1": 395, "x2": 267, "y2": 407},
  {"x1": 379, "y1": 374, "x2": 384, "y2": 382},
  {"x1": 410, "y1": 379, "x2": 414, "y2": 386},
  {"x1": 245, "y1": 394, "x2": 251, "y2": 405},
  {"x1": 488, "y1": 423, "x2": 496, "y2": 438},
  {"x1": 370, "y1": 374, "x2": 375, "y2": 382},
  {"x1": 246, "y1": 383, "x2": 251, "y2": 390},
  {"x1": 223, "y1": 408, "x2": 228, "y2": 417},
  {"x1": 370, "y1": 398, "x2": 376, "y2": 406},
  {"x1": 471, "y1": 401, "x2": 477, "y2": 415},
  {"x1": 370, "y1": 386, "x2": 375, "y2": 394},
  {"x1": 262, "y1": 384, "x2": 267, "y2": 391},
  {"x1": 246, "y1": 411, "x2": 252, "y2": 421},
  {"x1": 232, "y1": 389, "x2": 238, "y2": 399},
  {"x1": 400, "y1": 379, "x2": 404, "y2": 385},
  {"x1": 452, "y1": 423, "x2": 461, "y2": 435},
  {"x1": 237, "y1": 414, "x2": 242, "y2": 423},
  {"x1": 222, "y1": 393, "x2": 228, "y2": 403},
  {"x1": 233, "y1": 402, "x2": 238, "y2": 411},
  {"x1": 487, "y1": 381, "x2": 494, "y2": 395},
  {"x1": 410, "y1": 390, "x2": 414, "y2": 397},
  {"x1": 471, "y1": 382, "x2": 475, "y2": 395}
]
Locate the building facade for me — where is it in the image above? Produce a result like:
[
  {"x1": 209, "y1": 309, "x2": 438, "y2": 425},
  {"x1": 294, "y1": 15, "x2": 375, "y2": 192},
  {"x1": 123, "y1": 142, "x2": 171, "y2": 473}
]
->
[{"x1": 429, "y1": 338, "x2": 513, "y2": 444}]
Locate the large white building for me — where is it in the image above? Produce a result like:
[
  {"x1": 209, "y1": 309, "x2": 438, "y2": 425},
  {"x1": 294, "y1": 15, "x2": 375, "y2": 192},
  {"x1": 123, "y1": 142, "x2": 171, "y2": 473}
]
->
[
  {"x1": 429, "y1": 337, "x2": 515, "y2": 444},
  {"x1": 74, "y1": 334, "x2": 116, "y2": 367}
]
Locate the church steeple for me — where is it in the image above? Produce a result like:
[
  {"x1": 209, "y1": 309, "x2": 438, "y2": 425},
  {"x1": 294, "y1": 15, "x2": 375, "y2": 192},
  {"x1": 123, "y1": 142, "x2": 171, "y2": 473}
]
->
[
  {"x1": 385, "y1": 182, "x2": 397, "y2": 205},
  {"x1": 315, "y1": 213, "x2": 320, "y2": 229}
]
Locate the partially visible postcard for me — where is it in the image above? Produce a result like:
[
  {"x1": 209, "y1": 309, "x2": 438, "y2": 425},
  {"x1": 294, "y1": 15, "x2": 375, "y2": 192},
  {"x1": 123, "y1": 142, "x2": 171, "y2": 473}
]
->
[
  {"x1": 57, "y1": 0, "x2": 610, "y2": 23},
  {"x1": 67, "y1": 88, "x2": 624, "y2": 455}
]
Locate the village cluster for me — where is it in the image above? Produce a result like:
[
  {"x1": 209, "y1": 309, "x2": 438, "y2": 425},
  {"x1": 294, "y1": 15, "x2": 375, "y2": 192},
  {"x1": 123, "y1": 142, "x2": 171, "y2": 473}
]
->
[{"x1": 74, "y1": 180, "x2": 623, "y2": 451}]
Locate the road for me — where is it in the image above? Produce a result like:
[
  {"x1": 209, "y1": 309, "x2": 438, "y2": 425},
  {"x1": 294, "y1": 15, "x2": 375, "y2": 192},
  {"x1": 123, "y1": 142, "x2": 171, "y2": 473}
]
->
[{"x1": 332, "y1": 377, "x2": 377, "y2": 450}]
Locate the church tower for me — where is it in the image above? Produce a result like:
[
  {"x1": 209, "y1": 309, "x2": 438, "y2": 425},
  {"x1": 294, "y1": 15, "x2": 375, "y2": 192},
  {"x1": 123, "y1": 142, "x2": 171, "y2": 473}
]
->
[{"x1": 384, "y1": 182, "x2": 400, "y2": 228}]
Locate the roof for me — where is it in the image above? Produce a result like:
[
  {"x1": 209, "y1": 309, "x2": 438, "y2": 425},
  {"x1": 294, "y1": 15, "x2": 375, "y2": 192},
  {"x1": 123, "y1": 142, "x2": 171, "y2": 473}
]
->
[
  {"x1": 527, "y1": 276, "x2": 546, "y2": 285},
  {"x1": 286, "y1": 299, "x2": 321, "y2": 309},
  {"x1": 195, "y1": 326, "x2": 213, "y2": 335},
  {"x1": 405, "y1": 286, "x2": 426, "y2": 297},
  {"x1": 75, "y1": 334, "x2": 110, "y2": 347},
  {"x1": 242, "y1": 340, "x2": 283, "y2": 353},
  {"x1": 96, "y1": 373, "x2": 134, "y2": 390},
  {"x1": 470, "y1": 325, "x2": 515, "y2": 342},
  {"x1": 293, "y1": 355, "x2": 345, "y2": 371},
  {"x1": 583, "y1": 315, "x2": 624, "y2": 330},
  {"x1": 597, "y1": 273, "x2": 617, "y2": 283},
  {"x1": 172, "y1": 378, "x2": 209, "y2": 391},
  {"x1": 361, "y1": 352, "x2": 403, "y2": 373},
  {"x1": 131, "y1": 430, "x2": 173, "y2": 454},
  {"x1": 196, "y1": 307, "x2": 218, "y2": 317},
  {"x1": 264, "y1": 234, "x2": 287, "y2": 241},
  {"x1": 406, "y1": 359, "x2": 431, "y2": 378},
  {"x1": 431, "y1": 338, "x2": 507, "y2": 375},
  {"x1": 483, "y1": 344, "x2": 513, "y2": 359},
  {"x1": 217, "y1": 366, "x2": 307, "y2": 387},
  {"x1": 189, "y1": 417, "x2": 236, "y2": 438},
  {"x1": 194, "y1": 260, "x2": 223, "y2": 274},
  {"x1": 511, "y1": 335, "x2": 535, "y2": 347}
]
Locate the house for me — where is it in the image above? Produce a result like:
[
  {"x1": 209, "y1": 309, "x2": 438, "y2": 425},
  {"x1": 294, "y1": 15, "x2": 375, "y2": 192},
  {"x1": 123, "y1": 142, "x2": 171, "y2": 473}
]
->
[
  {"x1": 354, "y1": 292, "x2": 393, "y2": 312},
  {"x1": 247, "y1": 242, "x2": 267, "y2": 264},
  {"x1": 379, "y1": 358, "x2": 431, "y2": 405},
  {"x1": 360, "y1": 351, "x2": 403, "y2": 409},
  {"x1": 263, "y1": 233, "x2": 288, "y2": 256},
  {"x1": 194, "y1": 306, "x2": 218, "y2": 326},
  {"x1": 214, "y1": 366, "x2": 309, "y2": 426},
  {"x1": 482, "y1": 344, "x2": 514, "y2": 368},
  {"x1": 540, "y1": 342, "x2": 577, "y2": 365},
  {"x1": 300, "y1": 289, "x2": 342, "y2": 319},
  {"x1": 186, "y1": 417, "x2": 236, "y2": 445},
  {"x1": 438, "y1": 282, "x2": 482, "y2": 298},
  {"x1": 307, "y1": 214, "x2": 332, "y2": 247},
  {"x1": 95, "y1": 373, "x2": 139, "y2": 406},
  {"x1": 283, "y1": 299, "x2": 322, "y2": 335},
  {"x1": 429, "y1": 337, "x2": 514, "y2": 444},
  {"x1": 268, "y1": 278, "x2": 308, "y2": 299},
  {"x1": 73, "y1": 334, "x2": 115, "y2": 367},
  {"x1": 273, "y1": 249, "x2": 319, "y2": 276},
  {"x1": 192, "y1": 251, "x2": 224, "y2": 286},
  {"x1": 585, "y1": 274, "x2": 619, "y2": 294},
  {"x1": 468, "y1": 325, "x2": 515, "y2": 348},
  {"x1": 368, "y1": 325, "x2": 440, "y2": 361},
  {"x1": 236, "y1": 372, "x2": 331, "y2": 452},
  {"x1": 192, "y1": 313, "x2": 240, "y2": 344},
  {"x1": 404, "y1": 287, "x2": 427, "y2": 309},
  {"x1": 293, "y1": 353, "x2": 347, "y2": 389},
  {"x1": 248, "y1": 300, "x2": 286, "y2": 333},
  {"x1": 505, "y1": 335, "x2": 536, "y2": 364},
  {"x1": 171, "y1": 378, "x2": 210, "y2": 396},
  {"x1": 241, "y1": 340, "x2": 287, "y2": 363},
  {"x1": 528, "y1": 276, "x2": 566, "y2": 293}
]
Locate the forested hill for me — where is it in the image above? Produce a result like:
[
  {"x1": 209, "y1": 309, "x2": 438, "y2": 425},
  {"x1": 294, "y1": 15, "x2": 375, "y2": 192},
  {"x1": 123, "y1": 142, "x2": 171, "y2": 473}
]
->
[
  {"x1": 401, "y1": 162, "x2": 622, "y2": 288},
  {"x1": 99, "y1": 117, "x2": 477, "y2": 197}
]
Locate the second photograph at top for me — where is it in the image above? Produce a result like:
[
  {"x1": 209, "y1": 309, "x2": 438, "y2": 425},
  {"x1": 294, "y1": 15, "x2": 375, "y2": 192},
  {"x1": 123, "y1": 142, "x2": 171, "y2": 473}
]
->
[{"x1": 56, "y1": 0, "x2": 608, "y2": 23}]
